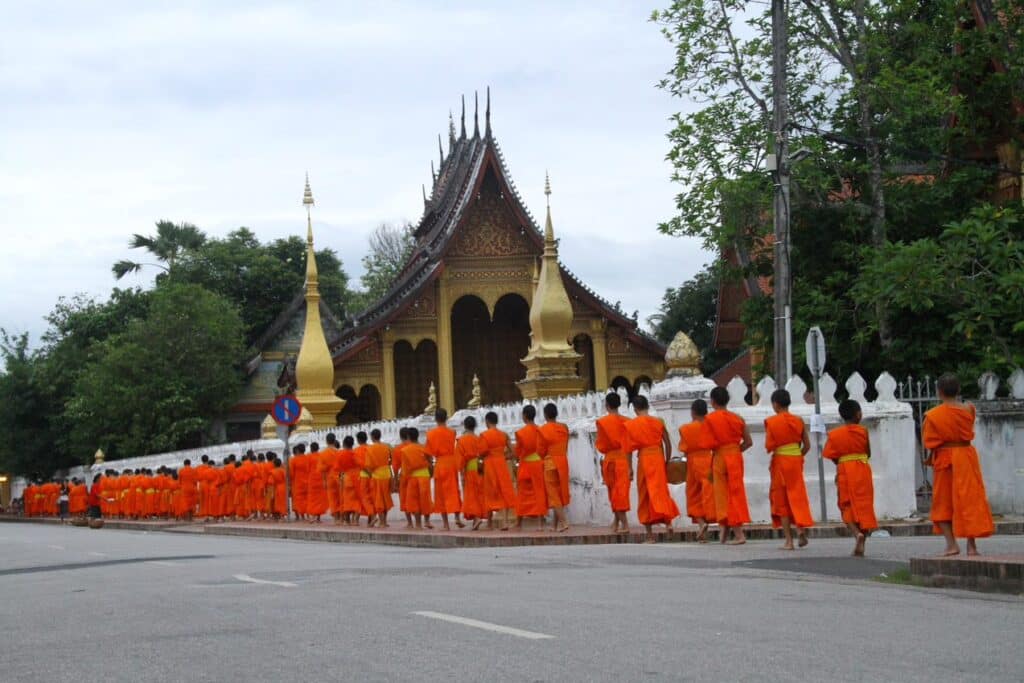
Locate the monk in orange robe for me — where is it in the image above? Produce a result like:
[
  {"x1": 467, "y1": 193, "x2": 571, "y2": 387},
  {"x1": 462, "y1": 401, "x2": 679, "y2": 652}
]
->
[
  {"x1": 271, "y1": 457, "x2": 288, "y2": 518},
  {"x1": 623, "y1": 395, "x2": 679, "y2": 543},
  {"x1": 458, "y1": 416, "x2": 486, "y2": 530},
  {"x1": 823, "y1": 399, "x2": 877, "y2": 556},
  {"x1": 924, "y1": 374, "x2": 994, "y2": 556},
  {"x1": 401, "y1": 427, "x2": 432, "y2": 528},
  {"x1": 250, "y1": 453, "x2": 267, "y2": 519},
  {"x1": 305, "y1": 443, "x2": 329, "y2": 522},
  {"x1": 596, "y1": 392, "x2": 631, "y2": 534},
  {"x1": 678, "y1": 398, "x2": 715, "y2": 542},
  {"x1": 233, "y1": 458, "x2": 253, "y2": 520},
  {"x1": 482, "y1": 411, "x2": 517, "y2": 530},
  {"x1": 339, "y1": 435, "x2": 363, "y2": 525},
  {"x1": 393, "y1": 428, "x2": 413, "y2": 528},
  {"x1": 354, "y1": 432, "x2": 374, "y2": 526},
  {"x1": 261, "y1": 454, "x2": 276, "y2": 519},
  {"x1": 316, "y1": 436, "x2": 342, "y2": 524},
  {"x1": 540, "y1": 403, "x2": 571, "y2": 533},
  {"x1": 704, "y1": 386, "x2": 753, "y2": 545},
  {"x1": 366, "y1": 429, "x2": 394, "y2": 527},
  {"x1": 290, "y1": 445, "x2": 309, "y2": 522},
  {"x1": 764, "y1": 389, "x2": 813, "y2": 550},
  {"x1": 178, "y1": 459, "x2": 197, "y2": 521},
  {"x1": 515, "y1": 405, "x2": 549, "y2": 530},
  {"x1": 427, "y1": 410, "x2": 463, "y2": 530},
  {"x1": 220, "y1": 458, "x2": 236, "y2": 520},
  {"x1": 69, "y1": 478, "x2": 89, "y2": 518}
]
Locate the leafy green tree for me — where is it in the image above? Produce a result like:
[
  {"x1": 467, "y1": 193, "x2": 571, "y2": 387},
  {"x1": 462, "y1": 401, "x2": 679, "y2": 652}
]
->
[
  {"x1": 66, "y1": 283, "x2": 245, "y2": 459},
  {"x1": 648, "y1": 263, "x2": 734, "y2": 375},
  {"x1": 349, "y1": 222, "x2": 415, "y2": 313},
  {"x1": 112, "y1": 220, "x2": 206, "y2": 280}
]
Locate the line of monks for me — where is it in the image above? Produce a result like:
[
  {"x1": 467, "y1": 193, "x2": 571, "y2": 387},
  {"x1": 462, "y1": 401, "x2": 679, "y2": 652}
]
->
[{"x1": 20, "y1": 374, "x2": 994, "y2": 556}]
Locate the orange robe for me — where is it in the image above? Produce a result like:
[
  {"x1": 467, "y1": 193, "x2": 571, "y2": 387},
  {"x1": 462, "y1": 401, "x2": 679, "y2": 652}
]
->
[
  {"x1": 923, "y1": 403, "x2": 994, "y2": 539},
  {"x1": 290, "y1": 454, "x2": 310, "y2": 516},
  {"x1": 393, "y1": 443, "x2": 409, "y2": 512},
  {"x1": 481, "y1": 428, "x2": 517, "y2": 512},
  {"x1": 233, "y1": 464, "x2": 253, "y2": 518},
  {"x1": 196, "y1": 465, "x2": 214, "y2": 517},
  {"x1": 69, "y1": 483, "x2": 88, "y2": 515},
  {"x1": 366, "y1": 442, "x2": 394, "y2": 514},
  {"x1": 44, "y1": 482, "x2": 60, "y2": 516},
  {"x1": 250, "y1": 462, "x2": 266, "y2": 515},
  {"x1": 623, "y1": 415, "x2": 680, "y2": 526},
  {"x1": 401, "y1": 443, "x2": 432, "y2": 514},
  {"x1": 457, "y1": 433, "x2": 485, "y2": 520},
  {"x1": 319, "y1": 448, "x2": 342, "y2": 519},
  {"x1": 678, "y1": 420, "x2": 715, "y2": 522},
  {"x1": 339, "y1": 449, "x2": 364, "y2": 514},
  {"x1": 823, "y1": 424, "x2": 877, "y2": 531},
  {"x1": 704, "y1": 409, "x2": 751, "y2": 526},
  {"x1": 179, "y1": 465, "x2": 197, "y2": 517},
  {"x1": 427, "y1": 426, "x2": 461, "y2": 514},
  {"x1": 540, "y1": 421, "x2": 571, "y2": 508},
  {"x1": 306, "y1": 452, "x2": 329, "y2": 516},
  {"x1": 271, "y1": 467, "x2": 287, "y2": 516},
  {"x1": 764, "y1": 412, "x2": 813, "y2": 529},
  {"x1": 515, "y1": 424, "x2": 548, "y2": 517},
  {"x1": 219, "y1": 467, "x2": 234, "y2": 518},
  {"x1": 596, "y1": 413, "x2": 630, "y2": 512},
  {"x1": 355, "y1": 445, "x2": 373, "y2": 515}
]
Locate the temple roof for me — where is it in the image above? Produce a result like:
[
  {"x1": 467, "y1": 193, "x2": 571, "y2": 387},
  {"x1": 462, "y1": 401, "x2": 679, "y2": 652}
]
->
[{"x1": 328, "y1": 91, "x2": 665, "y2": 363}]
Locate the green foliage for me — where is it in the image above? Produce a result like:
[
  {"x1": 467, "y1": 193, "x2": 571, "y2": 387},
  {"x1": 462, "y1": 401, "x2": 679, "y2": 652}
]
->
[
  {"x1": 66, "y1": 283, "x2": 245, "y2": 459},
  {"x1": 349, "y1": 222, "x2": 415, "y2": 314},
  {"x1": 173, "y1": 228, "x2": 353, "y2": 346},
  {"x1": 112, "y1": 220, "x2": 206, "y2": 279},
  {"x1": 649, "y1": 263, "x2": 735, "y2": 375}
]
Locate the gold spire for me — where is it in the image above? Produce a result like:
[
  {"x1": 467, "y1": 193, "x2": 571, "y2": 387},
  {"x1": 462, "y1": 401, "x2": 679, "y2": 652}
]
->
[
  {"x1": 294, "y1": 174, "x2": 345, "y2": 428},
  {"x1": 518, "y1": 174, "x2": 584, "y2": 399}
]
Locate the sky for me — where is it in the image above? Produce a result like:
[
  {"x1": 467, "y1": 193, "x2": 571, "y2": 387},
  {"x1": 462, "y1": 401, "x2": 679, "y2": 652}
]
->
[{"x1": 0, "y1": 1, "x2": 709, "y2": 349}]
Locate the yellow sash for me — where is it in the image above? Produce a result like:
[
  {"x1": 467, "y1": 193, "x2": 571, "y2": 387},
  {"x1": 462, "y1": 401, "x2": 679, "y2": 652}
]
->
[
  {"x1": 774, "y1": 443, "x2": 803, "y2": 457},
  {"x1": 359, "y1": 471, "x2": 370, "y2": 478},
  {"x1": 838, "y1": 454, "x2": 869, "y2": 464},
  {"x1": 523, "y1": 454, "x2": 541, "y2": 463},
  {"x1": 372, "y1": 466, "x2": 391, "y2": 480},
  {"x1": 465, "y1": 459, "x2": 479, "y2": 473},
  {"x1": 411, "y1": 468, "x2": 430, "y2": 478}
]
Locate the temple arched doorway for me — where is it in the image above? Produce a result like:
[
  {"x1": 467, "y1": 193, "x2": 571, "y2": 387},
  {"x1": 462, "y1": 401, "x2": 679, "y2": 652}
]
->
[
  {"x1": 336, "y1": 384, "x2": 382, "y2": 425},
  {"x1": 573, "y1": 334, "x2": 596, "y2": 393},
  {"x1": 394, "y1": 339, "x2": 438, "y2": 418},
  {"x1": 451, "y1": 293, "x2": 531, "y2": 407},
  {"x1": 610, "y1": 375, "x2": 634, "y2": 400}
]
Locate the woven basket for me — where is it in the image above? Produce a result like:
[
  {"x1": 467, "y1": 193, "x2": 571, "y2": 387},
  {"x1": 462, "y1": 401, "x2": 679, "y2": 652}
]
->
[
  {"x1": 88, "y1": 518, "x2": 105, "y2": 529},
  {"x1": 666, "y1": 458, "x2": 687, "y2": 485}
]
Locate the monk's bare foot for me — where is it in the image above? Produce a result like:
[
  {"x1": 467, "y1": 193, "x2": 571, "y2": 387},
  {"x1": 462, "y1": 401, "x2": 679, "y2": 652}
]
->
[
  {"x1": 941, "y1": 547, "x2": 960, "y2": 557},
  {"x1": 798, "y1": 532, "x2": 809, "y2": 548},
  {"x1": 609, "y1": 521, "x2": 618, "y2": 532},
  {"x1": 781, "y1": 542, "x2": 795, "y2": 551},
  {"x1": 500, "y1": 526, "x2": 510, "y2": 531},
  {"x1": 558, "y1": 524, "x2": 569, "y2": 533},
  {"x1": 471, "y1": 519, "x2": 482, "y2": 531},
  {"x1": 424, "y1": 522, "x2": 434, "y2": 529},
  {"x1": 455, "y1": 520, "x2": 466, "y2": 529},
  {"x1": 696, "y1": 522, "x2": 708, "y2": 542},
  {"x1": 443, "y1": 524, "x2": 450, "y2": 531}
]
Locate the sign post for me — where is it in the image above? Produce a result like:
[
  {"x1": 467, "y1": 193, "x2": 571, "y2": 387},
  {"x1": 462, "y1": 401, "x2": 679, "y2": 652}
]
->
[
  {"x1": 805, "y1": 327, "x2": 828, "y2": 522},
  {"x1": 271, "y1": 395, "x2": 302, "y2": 521}
]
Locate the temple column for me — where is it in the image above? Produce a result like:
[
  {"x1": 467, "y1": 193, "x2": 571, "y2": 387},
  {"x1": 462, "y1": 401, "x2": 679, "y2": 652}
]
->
[
  {"x1": 591, "y1": 319, "x2": 609, "y2": 391},
  {"x1": 436, "y1": 279, "x2": 455, "y2": 412},
  {"x1": 381, "y1": 331, "x2": 396, "y2": 420}
]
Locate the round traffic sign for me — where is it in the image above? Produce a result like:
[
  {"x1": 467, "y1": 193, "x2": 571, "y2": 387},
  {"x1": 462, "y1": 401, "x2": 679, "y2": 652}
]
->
[{"x1": 271, "y1": 395, "x2": 302, "y2": 426}]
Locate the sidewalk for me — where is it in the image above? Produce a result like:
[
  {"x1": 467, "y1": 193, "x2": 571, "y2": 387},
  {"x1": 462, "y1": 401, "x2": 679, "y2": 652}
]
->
[{"x1": 4, "y1": 514, "x2": 1022, "y2": 549}]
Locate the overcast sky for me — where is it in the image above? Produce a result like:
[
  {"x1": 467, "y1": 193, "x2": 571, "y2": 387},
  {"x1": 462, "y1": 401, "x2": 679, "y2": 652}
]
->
[{"x1": 0, "y1": 1, "x2": 709, "y2": 348}]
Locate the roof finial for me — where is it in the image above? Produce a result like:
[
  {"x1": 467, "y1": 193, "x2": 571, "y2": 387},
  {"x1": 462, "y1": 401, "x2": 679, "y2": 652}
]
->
[
  {"x1": 543, "y1": 171, "x2": 554, "y2": 243},
  {"x1": 422, "y1": 183, "x2": 428, "y2": 206},
  {"x1": 485, "y1": 86, "x2": 491, "y2": 137},
  {"x1": 473, "y1": 90, "x2": 479, "y2": 138},
  {"x1": 460, "y1": 94, "x2": 467, "y2": 139},
  {"x1": 449, "y1": 110, "x2": 456, "y2": 145},
  {"x1": 430, "y1": 160, "x2": 436, "y2": 183},
  {"x1": 303, "y1": 172, "x2": 315, "y2": 243},
  {"x1": 438, "y1": 134, "x2": 444, "y2": 165}
]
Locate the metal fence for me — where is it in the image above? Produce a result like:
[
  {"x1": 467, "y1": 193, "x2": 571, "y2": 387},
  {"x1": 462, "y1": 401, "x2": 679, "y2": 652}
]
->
[{"x1": 896, "y1": 375, "x2": 939, "y2": 512}]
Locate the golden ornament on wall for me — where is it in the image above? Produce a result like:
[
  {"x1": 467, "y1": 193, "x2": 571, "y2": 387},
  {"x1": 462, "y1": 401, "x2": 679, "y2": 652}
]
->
[{"x1": 665, "y1": 331, "x2": 701, "y2": 378}]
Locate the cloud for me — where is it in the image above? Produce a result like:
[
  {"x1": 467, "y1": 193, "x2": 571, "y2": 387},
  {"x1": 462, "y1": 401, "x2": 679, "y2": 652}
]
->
[{"x1": 0, "y1": 1, "x2": 710, "y2": 347}]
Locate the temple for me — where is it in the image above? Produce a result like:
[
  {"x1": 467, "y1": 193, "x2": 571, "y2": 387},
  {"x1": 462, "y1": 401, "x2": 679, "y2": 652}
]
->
[{"x1": 222, "y1": 91, "x2": 665, "y2": 438}]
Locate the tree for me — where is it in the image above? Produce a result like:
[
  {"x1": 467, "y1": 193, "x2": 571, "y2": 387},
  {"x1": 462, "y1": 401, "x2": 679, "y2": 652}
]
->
[
  {"x1": 350, "y1": 222, "x2": 415, "y2": 314},
  {"x1": 648, "y1": 263, "x2": 734, "y2": 375},
  {"x1": 112, "y1": 220, "x2": 207, "y2": 280},
  {"x1": 65, "y1": 283, "x2": 245, "y2": 459}
]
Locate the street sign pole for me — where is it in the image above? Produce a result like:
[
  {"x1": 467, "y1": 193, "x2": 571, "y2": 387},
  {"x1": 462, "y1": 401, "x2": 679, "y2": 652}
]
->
[
  {"x1": 277, "y1": 425, "x2": 292, "y2": 521},
  {"x1": 271, "y1": 395, "x2": 302, "y2": 522},
  {"x1": 807, "y1": 327, "x2": 828, "y2": 522}
]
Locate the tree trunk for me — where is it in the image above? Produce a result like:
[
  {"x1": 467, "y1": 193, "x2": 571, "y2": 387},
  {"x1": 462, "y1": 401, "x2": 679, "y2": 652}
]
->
[{"x1": 859, "y1": 95, "x2": 892, "y2": 349}]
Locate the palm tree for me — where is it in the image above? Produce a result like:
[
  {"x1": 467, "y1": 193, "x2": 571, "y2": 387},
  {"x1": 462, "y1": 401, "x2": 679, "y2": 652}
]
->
[{"x1": 112, "y1": 220, "x2": 207, "y2": 280}]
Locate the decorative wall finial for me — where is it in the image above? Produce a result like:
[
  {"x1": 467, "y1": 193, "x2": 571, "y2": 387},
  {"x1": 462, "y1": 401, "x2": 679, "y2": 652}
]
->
[
  {"x1": 449, "y1": 110, "x2": 456, "y2": 144},
  {"x1": 438, "y1": 134, "x2": 444, "y2": 165},
  {"x1": 473, "y1": 90, "x2": 479, "y2": 137},
  {"x1": 485, "y1": 86, "x2": 491, "y2": 137}
]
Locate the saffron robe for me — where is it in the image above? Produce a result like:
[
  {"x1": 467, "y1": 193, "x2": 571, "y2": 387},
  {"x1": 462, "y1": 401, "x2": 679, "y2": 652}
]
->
[
  {"x1": 426, "y1": 425, "x2": 461, "y2": 514},
  {"x1": 623, "y1": 415, "x2": 679, "y2": 525},
  {"x1": 69, "y1": 483, "x2": 88, "y2": 515},
  {"x1": 481, "y1": 427, "x2": 517, "y2": 512},
  {"x1": 305, "y1": 452, "x2": 329, "y2": 516},
  {"x1": 366, "y1": 443, "x2": 393, "y2": 514},
  {"x1": 319, "y1": 447, "x2": 343, "y2": 518},
  {"x1": 764, "y1": 412, "x2": 813, "y2": 529},
  {"x1": 540, "y1": 421, "x2": 571, "y2": 508},
  {"x1": 339, "y1": 449, "x2": 366, "y2": 515},
  {"x1": 290, "y1": 454, "x2": 310, "y2": 516},
  {"x1": 678, "y1": 419, "x2": 715, "y2": 522},
  {"x1": 457, "y1": 433, "x2": 485, "y2": 520},
  {"x1": 923, "y1": 403, "x2": 994, "y2": 538},
  {"x1": 596, "y1": 413, "x2": 631, "y2": 512},
  {"x1": 178, "y1": 465, "x2": 198, "y2": 516},
  {"x1": 400, "y1": 443, "x2": 432, "y2": 514},
  {"x1": 271, "y1": 467, "x2": 287, "y2": 516},
  {"x1": 822, "y1": 423, "x2": 877, "y2": 531},
  {"x1": 514, "y1": 424, "x2": 549, "y2": 517},
  {"x1": 704, "y1": 409, "x2": 751, "y2": 526}
]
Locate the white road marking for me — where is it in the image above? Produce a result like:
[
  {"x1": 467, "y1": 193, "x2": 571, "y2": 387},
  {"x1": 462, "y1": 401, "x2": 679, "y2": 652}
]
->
[
  {"x1": 88, "y1": 552, "x2": 108, "y2": 557},
  {"x1": 147, "y1": 560, "x2": 177, "y2": 567},
  {"x1": 47, "y1": 545, "x2": 65, "y2": 551},
  {"x1": 233, "y1": 573, "x2": 297, "y2": 588},
  {"x1": 412, "y1": 611, "x2": 554, "y2": 640}
]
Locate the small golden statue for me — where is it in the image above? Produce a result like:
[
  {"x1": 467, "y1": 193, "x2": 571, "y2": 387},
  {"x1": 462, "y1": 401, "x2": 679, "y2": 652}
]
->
[
  {"x1": 665, "y1": 331, "x2": 701, "y2": 378},
  {"x1": 467, "y1": 374, "x2": 482, "y2": 408},
  {"x1": 261, "y1": 414, "x2": 277, "y2": 439},
  {"x1": 423, "y1": 381, "x2": 438, "y2": 416},
  {"x1": 93, "y1": 448, "x2": 105, "y2": 467},
  {"x1": 294, "y1": 406, "x2": 314, "y2": 434}
]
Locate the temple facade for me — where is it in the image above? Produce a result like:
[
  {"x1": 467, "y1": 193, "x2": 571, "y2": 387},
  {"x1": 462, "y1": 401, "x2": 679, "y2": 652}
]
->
[{"x1": 225, "y1": 94, "x2": 665, "y2": 437}]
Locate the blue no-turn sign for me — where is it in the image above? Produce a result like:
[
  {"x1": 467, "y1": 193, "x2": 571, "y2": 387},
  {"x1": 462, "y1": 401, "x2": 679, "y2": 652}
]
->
[{"x1": 272, "y1": 395, "x2": 302, "y2": 426}]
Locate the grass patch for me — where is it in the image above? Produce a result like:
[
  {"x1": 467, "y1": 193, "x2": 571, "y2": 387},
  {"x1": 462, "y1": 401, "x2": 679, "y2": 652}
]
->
[{"x1": 873, "y1": 567, "x2": 926, "y2": 587}]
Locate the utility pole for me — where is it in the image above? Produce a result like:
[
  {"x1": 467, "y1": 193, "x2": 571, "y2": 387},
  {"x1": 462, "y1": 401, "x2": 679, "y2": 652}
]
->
[{"x1": 771, "y1": 0, "x2": 793, "y2": 385}]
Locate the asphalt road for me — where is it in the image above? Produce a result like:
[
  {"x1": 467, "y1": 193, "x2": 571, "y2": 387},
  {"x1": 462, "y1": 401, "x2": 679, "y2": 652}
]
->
[{"x1": 1, "y1": 523, "x2": 1021, "y2": 682}]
